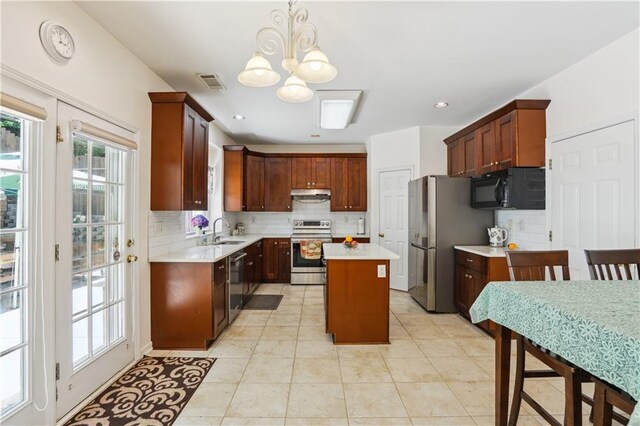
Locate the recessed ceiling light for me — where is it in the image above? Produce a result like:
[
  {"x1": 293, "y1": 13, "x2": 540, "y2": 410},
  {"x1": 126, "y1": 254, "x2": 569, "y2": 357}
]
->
[
  {"x1": 233, "y1": 114, "x2": 245, "y2": 120},
  {"x1": 310, "y1": 134, "x2": 321, "y2": 138},
  {"x1": 433, "y1": 102, "x2": 449, "y2": 108}
]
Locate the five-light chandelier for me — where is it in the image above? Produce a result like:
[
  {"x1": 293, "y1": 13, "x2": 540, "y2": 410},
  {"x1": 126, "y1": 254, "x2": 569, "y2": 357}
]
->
[{"x1": 238, "y1": 0, "x2": 337, "y2": 103}]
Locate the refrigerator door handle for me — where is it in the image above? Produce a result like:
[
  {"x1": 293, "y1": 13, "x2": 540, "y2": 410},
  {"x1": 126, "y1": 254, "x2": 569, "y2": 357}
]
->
[
  {"x1": 427, "y1": 177, "x2": 437, "y2": 249},
  {"x1": 410, "y1": 241, "x2": 434, "y2": 250},
  {"x1": 426, "y1": 248, "x2": 437, "y2": 311}
]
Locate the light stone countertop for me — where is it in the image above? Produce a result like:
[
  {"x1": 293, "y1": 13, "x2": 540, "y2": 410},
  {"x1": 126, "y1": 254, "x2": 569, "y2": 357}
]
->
[
  {"x1": 454, "y1": 245, "x2": 509, "y2": 257},
  {"x1": 323, "y1": 243, "x2": 400, "y2": 260},
  {"x1": 148, "y1": 234, "x2": 290, "y2": 263}
]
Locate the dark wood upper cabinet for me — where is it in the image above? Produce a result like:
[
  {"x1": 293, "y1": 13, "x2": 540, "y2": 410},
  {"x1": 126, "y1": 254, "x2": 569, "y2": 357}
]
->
[
  {"x1": 245, "y1": 154, "x2": 265, "y2": 211},
  {"x1": 331, "y1": 157, "x2": 367, "y2": 211},
  {"x1": 447, "y1": 138, "x2": 464, "y2": 176},
  {"x1": 265, "y1": 157, "x2": 292, "y2": 211},
  {"x1": 149, "y1": 92, "x2": 214, "y2": 210},
  {"x1": 444, "y1": 99, "x2": 550, "y2": 178},
  {"x1": 291, "y1": 157, "x2": 331, "y2": 189},
  {"x1": 477, "y1": 122, "x2": 496, "y2": 175}
]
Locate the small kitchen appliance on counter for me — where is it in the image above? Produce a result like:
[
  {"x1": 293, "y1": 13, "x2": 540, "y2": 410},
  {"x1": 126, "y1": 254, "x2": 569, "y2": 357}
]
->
[
  {"x1": 487, "y1": 227, "x2": 508, "y2": 247},
  {"x1": 291, "y1": 220, "x2": 332, "y2": 285}
]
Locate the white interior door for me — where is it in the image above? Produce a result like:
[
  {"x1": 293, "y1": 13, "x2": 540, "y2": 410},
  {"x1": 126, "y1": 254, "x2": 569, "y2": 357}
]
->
[
  {"x1": 550, "y1": 119, "x2": 637, "y2": 279},
  {"x1": 55, "y1": 103, "x2": 135, "y2": 418},
  {"x1": 378, "y1": 169, "x2": 411, "y2": 291}
]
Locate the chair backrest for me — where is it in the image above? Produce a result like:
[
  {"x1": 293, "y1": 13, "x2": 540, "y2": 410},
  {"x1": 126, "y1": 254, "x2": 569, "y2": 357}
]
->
[
  {"x1": 505, "y1": 250, "x2": 570, "y2": 281},
  {"x1": 584, "y1": 248, "x2": 640, "y2": 280}
]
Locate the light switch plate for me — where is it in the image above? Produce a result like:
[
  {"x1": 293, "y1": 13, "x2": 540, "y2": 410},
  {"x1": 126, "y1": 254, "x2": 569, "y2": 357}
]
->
[{"x1": 377, "y1": 264, "x2": 386, "y2": 278}]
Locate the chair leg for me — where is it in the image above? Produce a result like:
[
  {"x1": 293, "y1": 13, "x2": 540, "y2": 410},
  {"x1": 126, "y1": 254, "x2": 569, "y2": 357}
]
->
[
  {"x1": 593, "y1": 382, "x2": 613, "y2": 426},
  {"x1": 564, "y1": 369, "x2": 582, "y2": 426},
  {"x1": 509, "y1": 336, "x2": 525, "y2": 426}
]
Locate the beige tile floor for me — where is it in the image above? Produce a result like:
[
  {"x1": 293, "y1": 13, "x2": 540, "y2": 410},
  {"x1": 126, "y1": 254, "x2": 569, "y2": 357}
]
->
[{"x1": 148, "y1": 284, "x2": 597, "y2": 426}]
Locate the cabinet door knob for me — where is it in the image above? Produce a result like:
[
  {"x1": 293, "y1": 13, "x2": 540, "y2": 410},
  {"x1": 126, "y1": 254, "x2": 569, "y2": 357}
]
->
[
  {"x1": 466, "y1": 258, "x2": 473, "y2": 263},
  {"x1": 312, "y1": 182, "x2": 315, "y2": 186},
  {"x1": 344, "y1": 206, "x2": 347, "y2": 208},
  {"x1": 287, "y1": 205, "x2": 290, "y2": 209},
  {"x1": 262, "y1": 206, "x2": 264, "y2": 209},
  {"x1": 349, "y1": 206, "x2": 352, "y2": 209},
  {"x1": 307, "y1": 182, "x2": 310, "y2": 186}
]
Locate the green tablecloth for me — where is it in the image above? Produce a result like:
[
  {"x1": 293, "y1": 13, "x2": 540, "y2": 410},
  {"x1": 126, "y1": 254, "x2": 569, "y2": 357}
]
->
[{"x1": 470, "y1": 280, "x2": 640, "y2": 425}]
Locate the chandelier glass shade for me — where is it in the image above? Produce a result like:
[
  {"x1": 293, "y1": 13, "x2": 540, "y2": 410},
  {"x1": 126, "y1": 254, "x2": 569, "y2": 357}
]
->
[
  {"x1": 238, "y1": 52, "x2": 282, "y2": 87},
  {"x1": 238, "y1": 1, "x2": 337, "y2": 103},
  {"x1": 276, "y1": 76, "x2": 314, "y2": 103}
]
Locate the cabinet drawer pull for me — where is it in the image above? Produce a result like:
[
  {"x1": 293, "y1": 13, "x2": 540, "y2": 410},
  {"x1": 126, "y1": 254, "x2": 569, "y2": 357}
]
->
[
  {"x1": 466, "y1": 258, "x2": 473, "y2": 263},
  {"x1": 218, "y1": 265, "x2": 225, "y2": 270},
  {"x1": 247, "y1": 261, "x2": 254, "y2": 266}
]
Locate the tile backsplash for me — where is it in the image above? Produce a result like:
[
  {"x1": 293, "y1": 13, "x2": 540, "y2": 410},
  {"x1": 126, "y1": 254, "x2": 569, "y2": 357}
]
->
[
  {"x1": 234, "y1": 200, "x2": 370, "y2": 237},
  {"x1": 494, "y1": 210, "x2": 549, "y2": 250},
  {"x1": 149, "y1": 201, "x2": 370, "y2": 258}
]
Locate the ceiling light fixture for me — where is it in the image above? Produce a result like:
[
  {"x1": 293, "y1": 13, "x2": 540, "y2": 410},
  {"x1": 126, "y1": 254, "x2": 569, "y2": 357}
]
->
[
  {"x1": 317, "y1": 90, "x2": 362, "y2": 129},
  {"x1": 434, "y1": 102, "x2": 449, "y2": 108},
  {"x1": 238, "y1": 0, "x2": 337, "y2": 103},
  {"x1": 233, "y1": 114, "x2": 246, "y2": 120}
]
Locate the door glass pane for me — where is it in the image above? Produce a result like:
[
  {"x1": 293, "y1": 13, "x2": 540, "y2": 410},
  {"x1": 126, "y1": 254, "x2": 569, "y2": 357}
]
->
[
  {"x1": 91, "y1": 143, "x2": 106, "y2": 180},
  {"x1": 91, "y1": 268, "x2": 106, "y2": 308},
  {"x1": 72, "y1": 138, "x2": 88, "y2": 175},
  {"x1": 72, "y1": 272, "x2": 88, "y2": 320},
  {"x1": 0, "y1": 348, "x2": 25, "y2": 414},
  {"x1": 72, "y1": 226, "x2": 88, "y2": 272},
  {"x1": 1, "y1": 113, "x2": 23, "y2": 171},
  {"x1": 109, "y1": 263, "x2": 123, "y2": 303},
  {"x1": 0, "y1": 232, "x2": 24, "y2": 290},
  {"x1": 91, "y1": 309, "x2": 106, "y2": 353},
  {"x1": 72, "y1": 180, "x2": 88, "y2": 224},
  {"x1": 72, "y1": 317, "x2": 89, "y2": 366},
  {"x1": 0, "y1": 172, "x2": 25, "y2": 229},
  {"x1": 91, "y1": 225, "x2": 106, "y2": 268},
  {"x1": 107, "y1": 147, "x2": 123, "y2": 184},
  {"x1": 109, "y1": 302, "x2": 124, "y2": 343},
  {"x1": 91, "y1": 182, "x2": 105, "y2": 223},
  {"x1": 0, "y1": 291, "x2": 23, "y2": 352},
  {"x1": 107, "y1": 184, "x2": 122, "y2": 222}
]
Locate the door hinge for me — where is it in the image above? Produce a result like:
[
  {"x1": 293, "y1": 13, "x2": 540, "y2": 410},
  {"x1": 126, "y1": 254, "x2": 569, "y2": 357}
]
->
[
  {"x1": 56, "y1": 386, "x2": 58, "y2": 401},
  {"x1": 548, "y1": 158, "x2": 552, "y2": 170},
  {"x1": 55, "y1": 362, "x2": 60, "y2": 380},
  {"x1": 55, "y1": 244, "x2": 60, "y2": 261},
  {"x1": 56, "y1": 125, "x2": 64, "y2": 144},
  {"x1": 548, "y1": 230, "x2": 553, "y2": 242}
]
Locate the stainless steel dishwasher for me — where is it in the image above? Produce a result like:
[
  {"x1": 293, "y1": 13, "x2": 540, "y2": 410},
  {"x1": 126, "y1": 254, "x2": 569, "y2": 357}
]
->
[{"x1": 229, "y1": 250, "x2": 247, "y2": 323}]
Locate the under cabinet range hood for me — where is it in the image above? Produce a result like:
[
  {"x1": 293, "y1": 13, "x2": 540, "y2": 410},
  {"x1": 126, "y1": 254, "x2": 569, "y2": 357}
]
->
[{"x1": 291, "y1": 189, "x2": 331, "y2": 202}]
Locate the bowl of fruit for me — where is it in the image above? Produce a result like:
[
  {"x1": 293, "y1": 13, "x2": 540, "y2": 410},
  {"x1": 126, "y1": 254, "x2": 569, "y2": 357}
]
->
[{"x1": 342, "y1": 235, "x2": 359, "y2": 249}]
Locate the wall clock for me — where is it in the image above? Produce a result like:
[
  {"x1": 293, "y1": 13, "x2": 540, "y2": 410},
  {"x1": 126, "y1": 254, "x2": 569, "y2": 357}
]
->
[{"x1": 39, "y1": 21, "x2": 75, "y2": 64}]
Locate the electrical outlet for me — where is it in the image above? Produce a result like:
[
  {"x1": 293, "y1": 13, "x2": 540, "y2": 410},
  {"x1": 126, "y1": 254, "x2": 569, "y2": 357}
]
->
[
  {"x1": 507, "y1": 219, "x2": 514, "y2": 229},
  {"x1": 344, "y1": 216, "x2": 349, "y2": 223},
  {"x1": 251, "y1": 216, "x2": 256, "y2": 223},
  {"x1": 155, "y1": 223, "x2": 163, "y2": 234},
  {"x1": 518, "y1": 220, "x2": 525, "y2": 231},
  {"x1": 377, "y1": 264, "x2": 386, "y2": 278}
]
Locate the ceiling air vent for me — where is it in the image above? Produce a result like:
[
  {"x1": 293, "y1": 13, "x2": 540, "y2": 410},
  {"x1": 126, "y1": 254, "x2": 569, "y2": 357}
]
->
[{"x1": 197, "y1": 73, "x2": 226, "y2": 90}]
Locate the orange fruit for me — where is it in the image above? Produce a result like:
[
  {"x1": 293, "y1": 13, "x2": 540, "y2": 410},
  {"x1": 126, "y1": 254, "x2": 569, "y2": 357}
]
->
[{"x1": 345, "y1": 235, "x2": 353, "y2": 242}]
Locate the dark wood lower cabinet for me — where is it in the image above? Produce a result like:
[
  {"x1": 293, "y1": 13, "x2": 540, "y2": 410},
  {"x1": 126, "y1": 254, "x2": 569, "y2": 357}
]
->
[
  {"x1": 263, "y1": 238, "x2": 291, "y2": 283},
  {"x1": 244, "y1": 241, "x2": 263, "y2": 303},
  {"x1": 151, "y1": 260, "x2": 228, "y2": 349},
  {"x1": 332, "y1": 237, "x2": 370, "y2": 243},
  {"x1": 454, "y1": 249, "x2": 509, "y2": 336}
]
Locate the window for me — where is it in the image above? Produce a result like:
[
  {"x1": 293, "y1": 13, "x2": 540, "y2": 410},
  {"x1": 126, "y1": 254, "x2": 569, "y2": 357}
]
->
[
  {"x1": 0, "y1": 111, "x2": 37, "y2": 417},
  {"x1": 185, "y1": 166, "x2": 214, "y2": 234}
]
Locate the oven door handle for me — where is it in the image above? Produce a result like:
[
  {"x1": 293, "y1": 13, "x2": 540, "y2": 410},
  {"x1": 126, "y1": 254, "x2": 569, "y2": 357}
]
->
[{"x1": 291, "y1": 238, "x2": 333, "y2": 243}]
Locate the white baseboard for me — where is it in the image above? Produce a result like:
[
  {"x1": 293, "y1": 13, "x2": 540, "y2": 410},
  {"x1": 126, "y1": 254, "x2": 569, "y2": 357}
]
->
[{"x1": 140, "y1": 341, "x2": 153, "y2": 356}]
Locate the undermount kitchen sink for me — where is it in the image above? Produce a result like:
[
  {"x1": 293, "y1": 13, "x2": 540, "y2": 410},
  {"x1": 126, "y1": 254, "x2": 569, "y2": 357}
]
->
[{"x1": 209, "y1": 240, "x2": 244, "y2": 246}]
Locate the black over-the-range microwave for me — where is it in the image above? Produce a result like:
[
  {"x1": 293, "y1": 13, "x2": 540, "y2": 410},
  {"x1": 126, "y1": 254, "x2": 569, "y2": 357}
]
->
[{"x1": 470, "y1": 167, "x2": 545, "y2": 210}]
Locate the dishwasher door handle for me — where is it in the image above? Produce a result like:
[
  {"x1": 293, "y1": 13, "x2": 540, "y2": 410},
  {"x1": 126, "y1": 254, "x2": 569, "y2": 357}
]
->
[{"x1": 230, "y1": 252, "x2": 248, "y2": 263}]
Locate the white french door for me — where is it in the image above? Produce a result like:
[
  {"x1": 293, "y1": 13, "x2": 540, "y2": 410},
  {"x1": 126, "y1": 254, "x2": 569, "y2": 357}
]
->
[
  {"x1": 55, "y1": 103, "x2": 135, "y2": 418},
  {"x1": 378, "y1": 168, "x2": 411, "y2": 291}
]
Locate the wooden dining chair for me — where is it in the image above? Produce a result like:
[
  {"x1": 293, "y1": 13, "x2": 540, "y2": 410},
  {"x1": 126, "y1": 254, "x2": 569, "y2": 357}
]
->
[
  {"x1": 505, "y1": 250, "x2": 591, "y2": 426},
  {"x1": 584, "y1": 248, "x2": 639, "y2": 425},
  {"x1": 584, "y1": 248, "x2": 640, "y2": 280}
]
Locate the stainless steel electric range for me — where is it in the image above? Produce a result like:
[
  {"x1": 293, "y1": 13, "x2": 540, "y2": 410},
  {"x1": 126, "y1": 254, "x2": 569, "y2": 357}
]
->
[{"x1": 290, "y1": 220, "x2": 332, "y2": 285}]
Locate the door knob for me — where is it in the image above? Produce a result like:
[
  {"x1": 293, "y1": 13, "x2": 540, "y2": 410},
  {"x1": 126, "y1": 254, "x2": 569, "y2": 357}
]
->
[
  {"x1": 378, "y1": 233, "x2": 385, "y2": 238},
  {"x1": 127, "y1": 255, "x2": 138, "y2": 263}
]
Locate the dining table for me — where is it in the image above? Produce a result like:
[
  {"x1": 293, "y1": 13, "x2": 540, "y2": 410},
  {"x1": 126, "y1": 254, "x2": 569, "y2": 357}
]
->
[{"x1": 469, "y1": 280, "x2": 640, "y2": 426}]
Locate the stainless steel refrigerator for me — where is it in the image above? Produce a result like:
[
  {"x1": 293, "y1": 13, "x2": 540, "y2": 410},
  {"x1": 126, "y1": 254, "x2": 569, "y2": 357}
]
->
[{"x1": 408, "y1": 176, "x2": 493, "y2": 312}]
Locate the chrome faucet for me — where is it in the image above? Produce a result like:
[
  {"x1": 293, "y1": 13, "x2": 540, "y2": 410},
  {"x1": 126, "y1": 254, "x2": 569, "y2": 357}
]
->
[{"x1": 212, "y1": 217, "x2": 230, "y2": 243}]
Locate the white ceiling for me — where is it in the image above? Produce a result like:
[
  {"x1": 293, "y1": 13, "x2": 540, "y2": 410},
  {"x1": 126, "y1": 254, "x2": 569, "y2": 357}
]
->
[{"x1": 77, "y1": 1, "x2": 639, "y2": 145}]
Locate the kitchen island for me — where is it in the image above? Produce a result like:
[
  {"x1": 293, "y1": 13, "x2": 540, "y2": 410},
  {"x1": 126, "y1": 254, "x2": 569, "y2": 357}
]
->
[{"x1": 323, "y1": 243, "x2": 400, "y2": 344}]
